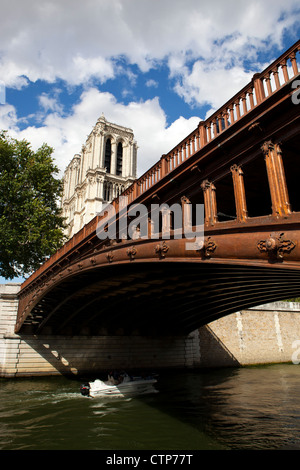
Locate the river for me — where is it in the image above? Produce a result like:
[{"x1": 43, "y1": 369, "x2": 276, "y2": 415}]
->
[{"x1": 1, "y1": 364, "x2": 300, "y2": 451}]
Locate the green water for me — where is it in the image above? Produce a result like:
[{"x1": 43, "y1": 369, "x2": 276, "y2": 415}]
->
[{"x1": 1, "y1": 364, "x2": 300, "y2": 451}]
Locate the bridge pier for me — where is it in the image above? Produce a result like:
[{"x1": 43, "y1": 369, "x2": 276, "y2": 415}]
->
[{"x1": 2, "y1": 283, "x2": 300, "y2": 377}]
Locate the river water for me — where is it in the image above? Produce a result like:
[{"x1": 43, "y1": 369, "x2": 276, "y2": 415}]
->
[{"x1": 1, "y1": 364, "x2": 300, "y2": 451}]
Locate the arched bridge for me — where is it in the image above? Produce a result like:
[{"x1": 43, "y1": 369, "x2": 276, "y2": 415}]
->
[{"x1": 16, "y1": 40, "x2": 300, "y2": 336}]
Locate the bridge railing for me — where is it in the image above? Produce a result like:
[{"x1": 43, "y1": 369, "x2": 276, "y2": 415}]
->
[
  {"x1": 117, "y1": 40, "x2": 300, "y2": 203},
  {"x1": 72, "y1": 40, "x2": 300, "y2": 254}
]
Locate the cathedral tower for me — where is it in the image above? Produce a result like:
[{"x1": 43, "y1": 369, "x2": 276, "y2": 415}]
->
[{"x1": 61, "y1": 115, "x2": 137, "y2": 238}]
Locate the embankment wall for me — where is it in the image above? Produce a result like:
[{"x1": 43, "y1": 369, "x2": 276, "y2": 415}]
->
[{"x1": 1, "y1": 284, "x2": 300, "y2": 377}]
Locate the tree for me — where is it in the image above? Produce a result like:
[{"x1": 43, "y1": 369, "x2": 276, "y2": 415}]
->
[{"x1": 0, "y1": 131, "x2": 66, "y2": 279}]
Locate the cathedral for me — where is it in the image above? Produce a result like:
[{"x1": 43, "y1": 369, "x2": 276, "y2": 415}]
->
[{"x1": 61, "y1": 115, "x2": 138, "y2": 238}]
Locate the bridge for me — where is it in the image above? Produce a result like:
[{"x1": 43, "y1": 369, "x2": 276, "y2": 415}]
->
[{"x1": 15, "y1": 40, "x2": 300, "y2": 337}]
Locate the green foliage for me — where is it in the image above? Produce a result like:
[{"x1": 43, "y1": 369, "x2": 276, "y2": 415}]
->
[{"x1": 0, "y1": 131, "x2": 66, "y2": 279}]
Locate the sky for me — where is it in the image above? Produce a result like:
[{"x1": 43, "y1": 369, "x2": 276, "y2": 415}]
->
[{"x1": 0, "y1": 0, "x2": 300, "y2": 282}]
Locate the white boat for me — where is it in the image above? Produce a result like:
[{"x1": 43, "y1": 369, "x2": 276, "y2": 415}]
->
[{"x1": 80, "y1": 372, "x2": 158, "y2": 398}]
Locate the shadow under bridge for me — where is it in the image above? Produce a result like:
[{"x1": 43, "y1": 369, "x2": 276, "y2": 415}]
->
[{"x1": 20, "y1": 260, "x2": 300, "y2": 336}]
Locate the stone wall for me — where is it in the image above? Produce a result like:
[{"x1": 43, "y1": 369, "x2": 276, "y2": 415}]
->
[
  {"x1": 1, "y1": 283, "x2": 300, "y2": 377},
  {"x1": 0, "y1": 284, "x2": 201, "y2": 377},
  {"x1": 0, "y1": 284, "x2": 21, "y2": 377},
  {"x1": 1, "y1": 333, "x2": 202, "y2": 378},
  {"x1": 199, "y1": 302, "x2": 300, "y2": 367}
]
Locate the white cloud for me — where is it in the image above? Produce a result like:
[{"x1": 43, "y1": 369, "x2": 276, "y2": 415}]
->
[
  {"x1": 0, "y1": 0, "x2": 299, "y2": 89},
  {"x1": 38, "y1": 92, "x2": 63, "y2": 114},
  {"x1": 146, "y1": 79, "x2": 159, "y2": 88},
  {"x1": 0, "y1": 0, "x2": 299, "y2": 181},
  {"x1": 0, "y1": 88, "x2": 200, "y2": 177},
  {"x1": 0, "y1": 104, "x2": 19, "y2": 133},
  {"x1": 173, "y1": 61, "x2": 255, "y2": 115}
]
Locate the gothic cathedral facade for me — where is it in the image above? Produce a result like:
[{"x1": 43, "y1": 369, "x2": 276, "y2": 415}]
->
[{"x1": 61, "y1": 115, "x2": 138, "y2": 238}]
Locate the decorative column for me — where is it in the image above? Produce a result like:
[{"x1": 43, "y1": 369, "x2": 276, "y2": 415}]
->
[
  {"x1": 80, "y1": 148, "x2": 85, "y2": 183},
  {"x1": 290, "y1": 52, "x2": 299, "y2": 76},
  {"x1": 97, "y1": 177, "x2": 104, "y2": 200},
  {"x1": 261, "y1": 141, "x2": 291, "y2": 217},
  {"x1": 93, "y1": 132, "x2": 101, "y2": 168},
  {"x1": 99, "y1": 131, "x2": 105, "y2": 168},
  {"x1": 148, "y1": 216, "x2": 154, "y2": 239},
  {"x1": 181, "y1": 196, "x2": 192, "y2": 236},
  {"x1": 201, "y1": 180, "x2": 218, "y2": 226},
  {"x1": 252, "y1": 73, "x2": 265, "y2": 105},
  {"x1": 161, "y1": 206, "x2": 171, "y2": 238},
  {"x1": 134, "y1": 142, "x2": 138, "y2": 177},
  {"x1": 111, "y1": 140, "x2": 117, "y2": 175},
  {"x1": 69, "y1": 165, "x2": 76, "y2": 198},
  {"x1": 230, "y1": 164, "x2": 248, "y2": 222},
  {"x1": 127, "y1": 139, "x2": 133, "y2": 178},
  {"x1": 73, "y1": 156, "x2": 81, "y2": 187},
  {"x1": 66, "y1": 169, "x2": 71, "y2": 200},
  {"x1": 160, "y1": 154, "x2": 168, "y2": 178}
]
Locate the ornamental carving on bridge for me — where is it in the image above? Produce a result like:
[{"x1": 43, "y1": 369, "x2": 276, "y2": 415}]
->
[
  {"x1": 127, "y1": 246, "x2": 137, "y2": 260},
  {"x1": 204, "y1": 237, "x2": 218, "y2": 258},
  {"x1": 195, "y1": 237, "x2": 217, "y2": 258},
  {"x1": 155, "y1": 241, "x2": 169, "y2": 259},
  {"x1": 106, "y1": 251, "x2": 114, "y2": 263},
  {"x1": 257, "y1": 233, "x2": 296, "y2": 259}
]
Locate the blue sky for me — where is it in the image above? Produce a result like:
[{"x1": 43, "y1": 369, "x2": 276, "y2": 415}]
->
[{"x1": 0, "y1": 0, "x2": 300, "y2": 283}]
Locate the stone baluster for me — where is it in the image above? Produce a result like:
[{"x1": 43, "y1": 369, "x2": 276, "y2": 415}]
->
[
  {"x1": 273, "y1": 68, "x2": 281, "y2": 90},
  {"x1": 248, "y1": 89, "x2": 255, "y2": 109},
  {"x1": 191, "y1": 134, "x2": 196, "y2": 154},
  {"x1": 265, "y1": 72, "x2": 273, "y2": 96},
  {"x1": 241, "y1": 93, "x2": 247, "y2": 115},
  {"x1": 290, "y1": 52, "x2": 299, "y2": 76},
  {"x1": 280, "y1": 59, "x2": 290, "y2": 83},
  {"x1": 252, "y1": 73, "x2": 265, "y2": 104},
  {"x1": 223, "y1": 110, "x2": 229, "y2": 129},
  {"x1": 228, "y1": 104, "x2": 234, "y2": 125},
  {"x1": 235, "y1": 100, "x2": 241, "y2": 120},
  {"x1": 212, "y1": 118, "x2": 218, "y2": 137},
  {"x1": 160, "y1": 154, "x2": 168, "y2": 178},
  {"x1": 207, "y1": 122, "x2": 212, "y2": 142}
]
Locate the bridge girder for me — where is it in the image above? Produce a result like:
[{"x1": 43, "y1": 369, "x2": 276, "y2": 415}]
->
[{"x1": 16, "y1": 232, "x2": 300, "y2": 336}]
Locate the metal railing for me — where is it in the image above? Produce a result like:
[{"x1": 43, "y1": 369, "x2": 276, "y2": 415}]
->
[{"x1": 120, "y1": 39, "x2": 300, "y2": 202}]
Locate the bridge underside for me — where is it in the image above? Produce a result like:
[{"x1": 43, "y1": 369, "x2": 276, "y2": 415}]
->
[{"x1": 20, "y1": 261, "x2": 300, "y2": 336}]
